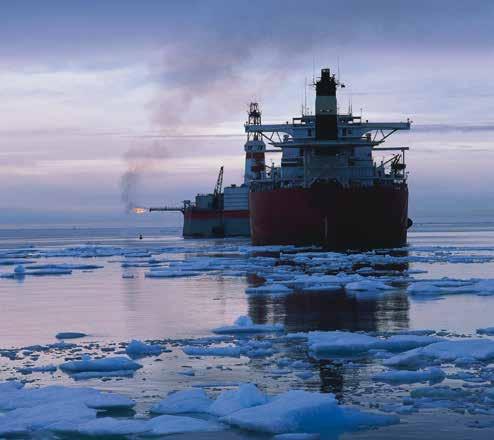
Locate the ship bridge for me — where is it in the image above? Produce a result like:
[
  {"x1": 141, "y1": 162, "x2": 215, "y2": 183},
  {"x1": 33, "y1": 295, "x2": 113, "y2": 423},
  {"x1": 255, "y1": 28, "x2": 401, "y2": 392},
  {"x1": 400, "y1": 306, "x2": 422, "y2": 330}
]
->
[{"x1": 245, "y1": 115, "x2": 411, "y2": 148}]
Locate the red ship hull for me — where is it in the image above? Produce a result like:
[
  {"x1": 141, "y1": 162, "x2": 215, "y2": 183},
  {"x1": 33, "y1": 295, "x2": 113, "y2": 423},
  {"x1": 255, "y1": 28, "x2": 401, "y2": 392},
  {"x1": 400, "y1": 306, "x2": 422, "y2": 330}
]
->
[{"x1": 249, "y1": 184, "x2": 409, "y2": 249}]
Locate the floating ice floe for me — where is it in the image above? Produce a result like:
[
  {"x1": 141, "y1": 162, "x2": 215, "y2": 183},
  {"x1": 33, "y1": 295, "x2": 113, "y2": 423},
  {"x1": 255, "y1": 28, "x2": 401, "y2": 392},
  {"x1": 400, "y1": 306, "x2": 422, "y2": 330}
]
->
[
  {"x1": 0, "y1": 383, "x2": 135, "y2": 412},
  {"x1": 384, "y1": 339, "x2": 494, "y2": 368},
  {"x1": 373, "y1": 367, "x2": 445, "y2": 384},
  {"x1": 151, "y1": 389, "x2": 213, "y2": 414},
  {"x1": 60, "y1": 355, "x2": 142, "y2": 378},
  {"x1": 145, "y1": 269, "x2": 201, "y2": 278},
  {"x1": 125, "y1": 339, "x2": 162, "y2": 358},
  {"x1": 274, "y1": 434, "x2": 321, "y2": 440},
  {"x1": 212, "y1": 315, "x2": 284, "y2": 334},
  {"x1": 297, "y1": 331, "x2": 441, "y2": 356},
  {"x1": 209, "y1": 383, "x2": 268, "y2": 416},
  {"x1": 26, "y1": 263, "x2": 103, "y2": 270},
  {"x1": 17, "y1": 365, "x2": 57, "y2": 375},
  {"x1": 407, "y1": 278, "x2": 494, "y2": 296},
  {"x1": 145, "y1": 415, "x2": 224, "y2": 436},
  {"x1": 182, "y1": 345, "x2": 242, "y2": 357},
  {"x1": 477, "y1": 327, "x2": 494, "y2": 335},
  {"x1": 345, "y1": 280, "x2": 394, "y2": 292},
  {"x1": 0, "y1": 381, "x2": 222, "y2": 437},
  {"x1": 221, "y1": 389, "x2": 398, "y2": 434},
  {"x1": 245, "y1": 284, "x2": 294, "y2": 294},
  {"x1": 62, "y1": 415, "x2": 223, "y2": 437},
  {"x1": 55, "y1": 332, "x2": 87, "y2": 340}
]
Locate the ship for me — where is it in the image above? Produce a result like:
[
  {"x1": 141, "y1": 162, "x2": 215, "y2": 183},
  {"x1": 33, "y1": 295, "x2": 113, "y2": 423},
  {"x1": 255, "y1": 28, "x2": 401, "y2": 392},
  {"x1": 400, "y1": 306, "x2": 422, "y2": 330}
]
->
[
  {"x1": 247, "y1": 68, "x2": 412, "y2": 249},
  {"x1": 141, "y1": 165, "x2": 251, "y2": 238},
  {"x1": 136, "y1": 67, "x2": 412, "y2": 249}
]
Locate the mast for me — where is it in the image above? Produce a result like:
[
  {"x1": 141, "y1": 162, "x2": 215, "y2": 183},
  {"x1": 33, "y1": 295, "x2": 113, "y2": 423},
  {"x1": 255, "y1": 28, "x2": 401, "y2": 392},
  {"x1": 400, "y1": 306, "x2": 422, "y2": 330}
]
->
[{"x1": 244, "y1": 102, "x2": 266, "y2": 184}]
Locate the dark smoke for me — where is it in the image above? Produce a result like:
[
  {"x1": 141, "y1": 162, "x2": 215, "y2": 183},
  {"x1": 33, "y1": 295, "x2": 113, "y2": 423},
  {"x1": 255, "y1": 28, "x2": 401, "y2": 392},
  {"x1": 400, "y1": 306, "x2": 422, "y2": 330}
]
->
[{"x1": 120, "y1": 142, "x2": 169, "y2": 212}]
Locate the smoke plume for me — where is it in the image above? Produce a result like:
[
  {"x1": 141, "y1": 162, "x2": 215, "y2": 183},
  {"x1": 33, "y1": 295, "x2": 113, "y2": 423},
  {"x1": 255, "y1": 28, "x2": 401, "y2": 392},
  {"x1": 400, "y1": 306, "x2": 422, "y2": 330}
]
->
[{"x1": 120, "y1": 141, "x2": 169, "y2": 212}]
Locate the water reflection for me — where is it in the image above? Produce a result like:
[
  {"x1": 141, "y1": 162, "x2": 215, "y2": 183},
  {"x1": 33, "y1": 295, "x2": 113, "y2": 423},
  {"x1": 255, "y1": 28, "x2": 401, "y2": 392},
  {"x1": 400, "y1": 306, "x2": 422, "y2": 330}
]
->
[
  {"x1": 247, "y1": 287, "x2": 409, "y2": 399},
  {"x1": 248, "y1": 290, "x2": 410, "y2": 333}
]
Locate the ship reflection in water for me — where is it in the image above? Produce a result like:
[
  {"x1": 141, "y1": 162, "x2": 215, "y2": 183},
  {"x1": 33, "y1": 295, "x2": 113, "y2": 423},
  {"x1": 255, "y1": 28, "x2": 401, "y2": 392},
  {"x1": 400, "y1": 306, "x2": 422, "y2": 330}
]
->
[
  {"x1": 246, "y1": 255, "x2": 410, "y2": 399},
  {"x1": 248, "y1": 289, "x2": 410, "y2": 334}
]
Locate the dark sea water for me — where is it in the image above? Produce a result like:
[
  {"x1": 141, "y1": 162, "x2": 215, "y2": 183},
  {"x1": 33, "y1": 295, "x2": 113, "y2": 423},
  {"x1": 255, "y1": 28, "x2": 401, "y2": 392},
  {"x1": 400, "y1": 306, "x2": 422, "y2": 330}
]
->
[{"x1": 1, "y1": 223, "x2": 494, "y2": 439}]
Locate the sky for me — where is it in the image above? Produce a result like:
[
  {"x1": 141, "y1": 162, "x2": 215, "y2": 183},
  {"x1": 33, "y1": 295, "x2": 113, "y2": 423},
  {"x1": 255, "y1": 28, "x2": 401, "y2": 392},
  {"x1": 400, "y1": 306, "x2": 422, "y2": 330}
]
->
[{"x1": 1, "y1": 0, "x2": 494, "y2": 227}]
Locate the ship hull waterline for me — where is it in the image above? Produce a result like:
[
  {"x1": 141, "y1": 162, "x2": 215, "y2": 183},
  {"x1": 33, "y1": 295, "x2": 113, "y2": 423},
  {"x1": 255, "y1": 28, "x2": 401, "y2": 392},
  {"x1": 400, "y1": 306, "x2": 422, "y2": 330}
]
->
[
  {"x1": 182, "y1": 208, "x2": 250, "y2": 238},
  {"x1": 249, "y1": 184, "x2": 409, "y2": 249}
]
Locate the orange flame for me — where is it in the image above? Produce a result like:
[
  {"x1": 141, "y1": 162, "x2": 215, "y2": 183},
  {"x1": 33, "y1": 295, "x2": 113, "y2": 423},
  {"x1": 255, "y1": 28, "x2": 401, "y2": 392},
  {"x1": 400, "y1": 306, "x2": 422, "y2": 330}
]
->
[{"x1": 132, "y1": 207, "x2": 147, "y2": 214}]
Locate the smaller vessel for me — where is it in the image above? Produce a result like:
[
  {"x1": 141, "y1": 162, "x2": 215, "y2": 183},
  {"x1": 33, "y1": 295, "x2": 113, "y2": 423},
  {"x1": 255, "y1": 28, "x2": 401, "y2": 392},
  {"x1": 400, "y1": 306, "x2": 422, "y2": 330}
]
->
[{"x1": 135, "y1": 166, "x2": 251, "y2": 238}]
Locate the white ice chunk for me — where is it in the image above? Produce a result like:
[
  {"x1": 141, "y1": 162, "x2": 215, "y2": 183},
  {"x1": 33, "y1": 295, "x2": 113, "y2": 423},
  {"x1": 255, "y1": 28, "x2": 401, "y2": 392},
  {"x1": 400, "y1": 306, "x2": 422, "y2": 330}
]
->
[
  {"x1": 0, "y1": 384, "x2": 135, "y2": 411},
  {"x1": 146, "y1": 414, "x2": 224, "y2": 435},
  {"x1": 274, "y1": 434, "x2": 320, "y2": 440},
  {"x1": 212, "y1": 315, "x2": 284, "y2": 334},
  {"x1": 17, "y1": 365, "x2": 57, "y2": 374},
  {"x1": 125, "y1": 339, "x2": 162, "y2": 357},
  {"x1": 221, "y1": 390, "x2": 398, "y2": 434},
  {"x1": 306, "y1": 331, "x2": 379, "y2": 355},
  {"x1": 145, "y1": 269, "x2": 201, "y2": 278},
  {"x1": 183, "y1": 345, "x2": 242, "y2": 357},
  {"x1": 69, "y1": 370, "x2": 136, "y2": 380},
  {"x1": 60, "y1": 356, "x2": 142, "y2": 373},
  {"x1": 0, "y1": 401, "x2": 96, "y2": 436},
  {"x1": 208, "y1": 383, "x2": 268, "y2": 416},
  {"x1": 373, "y1": 367, "x2": 445, "y2": 384},
  {"x1": 70, "y1": 417, "x2": 150, "y2": 436},
  {"x1": 384, "y1": 339, "x2": 494, "y2": 368},
  {"x1": 345, "y1": 280, "x2": 394, "y2": 292},
  {"x1": 302, "y1": 331, "x2": 440, "y2": 356},
  {"x1": 477, "y1": 327, "x2": 494, "y2": 335},
  {"x1": 56, "y1": 332, "x2": 87, "y2": 339},
  {"x1": 246, "y1": 284, "x2": 294, "y2": 295},
  {"x1": 151, "y1": 389, "x2": 213, "y2": 414},
  {"x1": 374, "y1": 335, "x2": 442, "y2": 352}
]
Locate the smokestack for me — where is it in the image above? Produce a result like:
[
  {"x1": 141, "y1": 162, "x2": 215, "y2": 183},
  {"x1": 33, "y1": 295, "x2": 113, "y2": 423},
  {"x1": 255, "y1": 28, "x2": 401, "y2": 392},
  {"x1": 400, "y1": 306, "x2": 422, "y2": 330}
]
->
[{"x1": 315, "y1": 68, "x2": 338, "y2": 140}]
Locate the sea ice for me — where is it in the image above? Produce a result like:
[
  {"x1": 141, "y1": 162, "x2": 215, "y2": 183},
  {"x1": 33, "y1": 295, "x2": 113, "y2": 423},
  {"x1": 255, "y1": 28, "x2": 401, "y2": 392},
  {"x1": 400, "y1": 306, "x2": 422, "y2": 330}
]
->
[
  {"x1": 345, "y1": 280, "x2": 394, "y2": 292},
  {"x1": 208, "y1": 383, "x2": 268, "y2": 416},
  {"x1": 374, "y1": 334, "x2": 442, "y2": 352},
  {"x1": 245, "y1": 284, "x2": 294, "y2": 294},
  {"x1": 0, "y1": 383, "x2": 135, "y2": 413},
  {"x1": 125, "y1": 339, "x2": 162, "y2": 358},
  {"x1": 384, "y1": 339, "x2": 494, "y2": 368},
  {"x1": 477, "y1": 327, "x2": 494, "y2": 335},
  {"x1": 27, "y1": 268, "x2": 73, "y2": 275},
  {"x1": 151, "y1": 389, "x2": 213, "y2": 414},
  {"x1": 212, "y1": 315, "x2": 284, "y2": 334},
  {"x1": 221, "y1": 390, "x2": 398, "y2": 434},
  {"x1": 145, "y1": 269, "x2": 201, "y2": 278},
  {"x1": 298, "y1": 331, "x2": 440, "y2": 356},
  {"x1": 373, "y1": 367, "x2": 445, "y2": 384},
  {"x1": 146, "y1": 414, "x2": 224, "y2": 435},
  {"x1": 68, "y1": 417, "x2": 150, "y2": 436},
  {"x1": 60, "y1": 355, "x2": 142, "y2": 374},
  {"x1": 274, "y1": 434, "x2": 320, "y2": 440},
  {"x1": 17, "y1": 364, "x2": 57, "y2": 374},
  {"x1": 0, "y1": 401, "x2": 96, "y2": 436},
  {"x1": 183, "y1": 345, "x2": 242, "y2": 357},
  {"x1": 55, "y1": 332, "x2": 87, "y2": 339},
  {"x1": 305, "y1": 331, "x2": 379, "y2": 354},
  {"x1": 69, "y1": 370, "x2": 136, "y2": 380}
]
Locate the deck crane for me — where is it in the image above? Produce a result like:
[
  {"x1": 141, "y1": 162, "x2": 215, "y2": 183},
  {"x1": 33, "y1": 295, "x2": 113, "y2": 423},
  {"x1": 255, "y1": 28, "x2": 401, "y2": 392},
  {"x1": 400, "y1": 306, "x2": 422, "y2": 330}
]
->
[{"x1": 212, "y1": 166, "x2": 224, "y2": 209}]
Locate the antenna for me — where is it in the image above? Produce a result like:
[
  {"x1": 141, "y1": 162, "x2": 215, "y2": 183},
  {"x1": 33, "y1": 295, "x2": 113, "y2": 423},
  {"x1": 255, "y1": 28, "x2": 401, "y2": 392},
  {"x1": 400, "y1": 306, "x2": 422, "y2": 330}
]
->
[
  {"x1": 312, "y1": 55, "x2": 315, "y2": 84},
  {"x1": 304, "y1": 77, "x2": 307, "y2": 115},
  {"x1": 337, "y1": 56, "x2": 340, "y2": 82}
]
